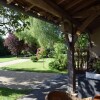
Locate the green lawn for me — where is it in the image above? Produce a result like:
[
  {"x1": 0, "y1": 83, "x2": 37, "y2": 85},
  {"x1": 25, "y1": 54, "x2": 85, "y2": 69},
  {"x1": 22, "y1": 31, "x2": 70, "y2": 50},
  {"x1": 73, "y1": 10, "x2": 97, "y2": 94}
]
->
[
  {"x1": 1, "y1": 58, "x2": 66, "y2": 73},
  {"x1": 0, "y1": 87, "x2": 31, "y2": 100},
  {"x1": 0, "y1": 56, "x2": 18, "y2": 63}
]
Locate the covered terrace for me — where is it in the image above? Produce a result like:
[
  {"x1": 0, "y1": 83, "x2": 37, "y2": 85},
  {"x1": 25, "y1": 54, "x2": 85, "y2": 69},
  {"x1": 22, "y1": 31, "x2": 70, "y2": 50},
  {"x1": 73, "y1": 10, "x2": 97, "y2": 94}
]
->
[{"x1": 0, "y1": 0, "x2": 100, "y2": 99}]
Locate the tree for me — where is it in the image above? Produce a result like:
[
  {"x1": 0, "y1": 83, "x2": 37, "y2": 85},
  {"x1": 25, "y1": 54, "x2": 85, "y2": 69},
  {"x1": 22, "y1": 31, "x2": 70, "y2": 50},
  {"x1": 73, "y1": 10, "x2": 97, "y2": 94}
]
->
[
  {"x1": 0, "y1": 35, "x2": 10, "y2": 56},
  {"x1": 20, "y1": 17, "x2": 61, "y2": 48},
  {"x1": 4, "y1": 32, "x2": 24, "y2": 56},
  {"x1": 16, "y1": 31, "x2": 39, "y2": 55},
  {"x1": 0, "y1": 4, "x2": 29, "y2": 34},
  {"x1": 75, "y1": 33, "x2": 89, "y2": 50}
]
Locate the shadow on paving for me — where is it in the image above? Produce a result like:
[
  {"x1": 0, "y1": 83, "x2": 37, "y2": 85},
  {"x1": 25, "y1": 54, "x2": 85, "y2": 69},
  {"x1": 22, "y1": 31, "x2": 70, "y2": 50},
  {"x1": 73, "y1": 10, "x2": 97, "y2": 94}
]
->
[
  {"x1": 19, "y1": 74, "x2": 68, "y2": 100},
  {"x1": 0, "y1": 70, "x2": 59, "y2": 89},
  {"x1": 19, "y1": 74, "x2": 100, "y2": 100},
  {"x1": 78, "y1": 74, "x2": 100, "y2": 98}
]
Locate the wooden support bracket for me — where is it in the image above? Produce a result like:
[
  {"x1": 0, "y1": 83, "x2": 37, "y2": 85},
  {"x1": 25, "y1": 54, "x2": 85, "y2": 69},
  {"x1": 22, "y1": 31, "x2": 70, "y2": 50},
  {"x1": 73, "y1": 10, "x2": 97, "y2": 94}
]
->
[
  {"x1": 25, "y1": 0, "x2": 62, "y2": 18},
  {"x1": 6, "y1": 0, "x2": 14, "y2": 4},
  {"x1": 25, "y1": 5, "x2": 34, "y2": 12},
  {"x1": 76, "y1": 11, "x2": 100, "y2": 35}
]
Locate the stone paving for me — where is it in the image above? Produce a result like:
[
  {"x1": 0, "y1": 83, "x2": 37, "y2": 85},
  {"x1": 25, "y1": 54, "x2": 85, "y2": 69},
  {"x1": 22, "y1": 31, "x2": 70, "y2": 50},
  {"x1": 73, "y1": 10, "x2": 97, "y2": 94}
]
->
[
  {"x1": 18, "y1": 74, "x2": 68, "y2": 100},
  {"x1": 18, "y1": 74, "x2": 100, "y2": 100}
]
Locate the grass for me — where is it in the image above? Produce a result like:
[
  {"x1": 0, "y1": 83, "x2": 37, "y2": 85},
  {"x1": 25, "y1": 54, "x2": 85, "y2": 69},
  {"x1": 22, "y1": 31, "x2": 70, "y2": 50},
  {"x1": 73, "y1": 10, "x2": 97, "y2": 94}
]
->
[
  {"x1": 1, "y1": 58, "x2": 67, "y2": 73},
  {"x1": 0, "y1": 56, "x2": 18, "y2": 63},
  {"x1": 0, "y1": 87, "x2": 31, "y2": 100}
]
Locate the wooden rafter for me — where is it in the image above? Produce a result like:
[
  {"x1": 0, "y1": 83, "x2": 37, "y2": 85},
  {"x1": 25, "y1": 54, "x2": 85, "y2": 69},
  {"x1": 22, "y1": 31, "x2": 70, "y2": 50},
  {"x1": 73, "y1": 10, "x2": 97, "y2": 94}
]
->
[
  {"x1": 25, "y1": 0, "x2": 62, "y2": 18},
  {"x1": 0, "y1": 0, "x2": 58, "y2": 25},
  {"x1": 73, "y1": 11, "x2": 97, "y2": 18},
  {"x1": 72, "y1": 0, "x2": 96, "y2": 14},
  {"x1": 57, "y1": 0, "x2": 65, "y2": 5},
  {"x1": 73, "y1": 5, "x2": 100, "y2": 18},
  {"x1": 25, "y1": 5, "x2": 34, "y2": 12},
  {"x1": 7, "y1": 0, "x2": 14, "y2": 4},
  {"x1": 65, "y1": 0, "x2": 83, "y2": 10},
  {"x1": 77, "y1": 11, "x2": 100, "y2": 33},
  {"x1": 1, "y1": 0, "x2": 100, "y2": 32},
  {"x1": 43, "y1": 0, "x2": 81, "y2": 26}
]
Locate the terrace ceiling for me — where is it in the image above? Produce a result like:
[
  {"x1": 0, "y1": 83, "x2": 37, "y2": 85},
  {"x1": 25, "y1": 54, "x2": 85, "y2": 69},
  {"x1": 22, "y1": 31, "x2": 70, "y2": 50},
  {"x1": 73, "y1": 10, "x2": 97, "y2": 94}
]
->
[{"x1": 0, "y1": 0, "x2": 100, "y2": 32}]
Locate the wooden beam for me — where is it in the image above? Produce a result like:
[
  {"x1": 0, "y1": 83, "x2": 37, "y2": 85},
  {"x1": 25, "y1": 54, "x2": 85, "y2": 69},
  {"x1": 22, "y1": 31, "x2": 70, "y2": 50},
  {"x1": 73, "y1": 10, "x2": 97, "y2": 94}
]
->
[
  {"x1": 57, "y1": 0, "x2": 65, "y2": 5},
  {"x1": 73, "y1": 5, "x2": 100, "y2": 18},
  {"x1": 63, "y1": 22, "x2": 76, "y2": 93},
  {"x1": 25, "y1": 5, "x2": 34, "y2": 12},
  {"x1": 65, "y1": 0, "x2": 83, "y2": 10},
  {"x1": 0, "y1": 0, "x2": 58, "y2": 26},
  {"x1": 25, "y1": 0, "x2": 62, "y2": 18},
  {"x1": 72, "y1": 0, "x2": 95, "y2": 14},
  {"x1": 6, "y1": 0, "x2": 14, "y2": 4},
  {"x1": 77, "y1": 11, "x2": 100, "y2": 34},
  {"x1": 73, "y1": 11, "x2": 96, "y2": 18},
  {"x1": 43, "y1": 0, "x2": 81, "y2": 26}
]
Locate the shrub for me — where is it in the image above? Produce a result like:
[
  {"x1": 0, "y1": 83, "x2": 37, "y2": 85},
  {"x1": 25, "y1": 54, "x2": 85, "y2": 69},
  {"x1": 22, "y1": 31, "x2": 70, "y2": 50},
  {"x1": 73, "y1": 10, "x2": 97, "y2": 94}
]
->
[
  {"x1": 48, "y1": 50, "x2": 54, "y2": 58},
  {"x1": 94, "y1": 60, "x2": 100, "y2": 73},
  {"x1": 31, "y1": 56, "x2": 38, "y2": 62},
  {"x1": 49, "y1": 54, "x2": 67, "y2": 71},
  {"x1": 4, "y1": 33, "x2": 24, "y2": 56},
  {"x1": 49, "y1": 42, "x2": 67, "y2": 71}
]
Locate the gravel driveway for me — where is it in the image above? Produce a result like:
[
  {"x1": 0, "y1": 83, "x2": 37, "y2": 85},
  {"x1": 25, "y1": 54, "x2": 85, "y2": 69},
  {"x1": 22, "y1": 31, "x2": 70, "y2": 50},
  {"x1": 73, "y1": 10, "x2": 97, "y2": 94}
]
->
[{"x1": 0, "y1": 70, "x2": 59, "y2": 89}]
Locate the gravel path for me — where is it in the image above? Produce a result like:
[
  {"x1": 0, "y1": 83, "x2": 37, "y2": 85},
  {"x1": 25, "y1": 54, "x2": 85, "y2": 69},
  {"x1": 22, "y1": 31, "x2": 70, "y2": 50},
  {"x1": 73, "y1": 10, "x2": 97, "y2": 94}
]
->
[
  {"x1": 0, "y1": 70, "x2": 59, "y2": 89},
  {"x1": 0, "y1": 59, "x2": 30, "y2": 67}
]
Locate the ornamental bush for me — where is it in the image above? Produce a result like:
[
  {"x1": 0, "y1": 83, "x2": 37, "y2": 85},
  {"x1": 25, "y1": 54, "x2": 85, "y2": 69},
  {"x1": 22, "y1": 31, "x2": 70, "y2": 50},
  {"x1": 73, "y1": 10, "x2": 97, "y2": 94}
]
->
[
  {"x1": 49, "y1": 42, "x2": 67, "y2": 71},
  {"x1": 31, "y1": 56, "x2": 38, "y2": 62},
  {"x1": 49, "y1": 54, "x2": 67, "y2": 71}
]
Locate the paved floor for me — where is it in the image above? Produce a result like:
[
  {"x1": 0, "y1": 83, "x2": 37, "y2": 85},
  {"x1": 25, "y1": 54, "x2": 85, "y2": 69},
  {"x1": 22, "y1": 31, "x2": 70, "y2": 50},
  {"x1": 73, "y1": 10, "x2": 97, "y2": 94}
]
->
[
  {"x1": 0, "y1": 59, "x2": 100, "y2": 100},
  {"x1": 18, "y1": 74, "x2": 68, "y2": 100},
  {"x1": 18, "y1": 74, "x2": 100, "y2": 100},
  {"x1": 0, "y1": 59, "x2": 30, "y2": 67},
  {"x1": 78, "y1": 75, "x2": 100, "y2": 98}
]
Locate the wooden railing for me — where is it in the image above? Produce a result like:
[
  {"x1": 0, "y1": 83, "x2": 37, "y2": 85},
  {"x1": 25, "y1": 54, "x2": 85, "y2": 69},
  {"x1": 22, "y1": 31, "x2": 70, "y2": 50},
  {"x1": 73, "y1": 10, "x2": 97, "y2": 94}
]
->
[{"x1": 74, "y1": 49, "x2": 89, "y2": 72}]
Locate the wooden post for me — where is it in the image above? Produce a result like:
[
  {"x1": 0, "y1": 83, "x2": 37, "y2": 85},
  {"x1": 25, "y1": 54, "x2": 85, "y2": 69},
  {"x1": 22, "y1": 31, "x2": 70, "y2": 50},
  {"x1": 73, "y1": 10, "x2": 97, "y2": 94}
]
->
[{"x1": 61, "y1": 21, "x2": 76, "y2": 93}]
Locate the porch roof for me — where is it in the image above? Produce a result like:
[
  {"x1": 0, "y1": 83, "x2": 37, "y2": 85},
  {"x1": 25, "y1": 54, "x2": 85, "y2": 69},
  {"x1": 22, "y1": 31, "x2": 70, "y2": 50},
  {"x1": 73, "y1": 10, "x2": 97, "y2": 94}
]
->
[{"x1": 0, "y1": 0, "x2": 100, "y2": 32}]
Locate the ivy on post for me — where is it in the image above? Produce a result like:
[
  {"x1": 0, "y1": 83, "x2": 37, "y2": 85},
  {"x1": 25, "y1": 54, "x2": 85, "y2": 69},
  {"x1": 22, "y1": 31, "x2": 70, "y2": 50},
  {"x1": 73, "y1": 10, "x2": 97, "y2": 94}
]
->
[{"x1": 60, "y1": 21, "x2": 76, "y2": 93}]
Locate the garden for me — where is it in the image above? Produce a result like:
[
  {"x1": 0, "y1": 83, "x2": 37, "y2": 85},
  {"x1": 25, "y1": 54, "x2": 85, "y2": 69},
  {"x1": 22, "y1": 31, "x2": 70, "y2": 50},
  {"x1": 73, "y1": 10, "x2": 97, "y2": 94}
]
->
[
  {"x1": 0, "y1": 4, "x2": 68, "y2": 99},
  {"x1": 0, "y1": 1, "x2": 100, "y2": 100}
]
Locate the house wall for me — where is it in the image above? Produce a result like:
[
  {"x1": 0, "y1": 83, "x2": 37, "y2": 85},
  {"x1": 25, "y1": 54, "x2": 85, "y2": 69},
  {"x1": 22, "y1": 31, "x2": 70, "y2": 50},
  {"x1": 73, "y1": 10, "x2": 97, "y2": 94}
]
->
[{"x1": 90, "y1": 27, "x2": 100, "y2": 58}]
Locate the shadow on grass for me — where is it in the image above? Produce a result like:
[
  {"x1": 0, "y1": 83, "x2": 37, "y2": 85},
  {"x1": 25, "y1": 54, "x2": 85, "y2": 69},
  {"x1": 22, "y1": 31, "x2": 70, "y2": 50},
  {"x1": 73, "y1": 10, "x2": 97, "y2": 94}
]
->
[
  {"x1": 0, "y1": 55, "x2": 16, "y2": 58},
  {"x1": 0, "y1": 87, "x2": 32, "y2": 97},
  {"x1": 0, "y1": 67, "x2": 66, "y2": 74}
]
